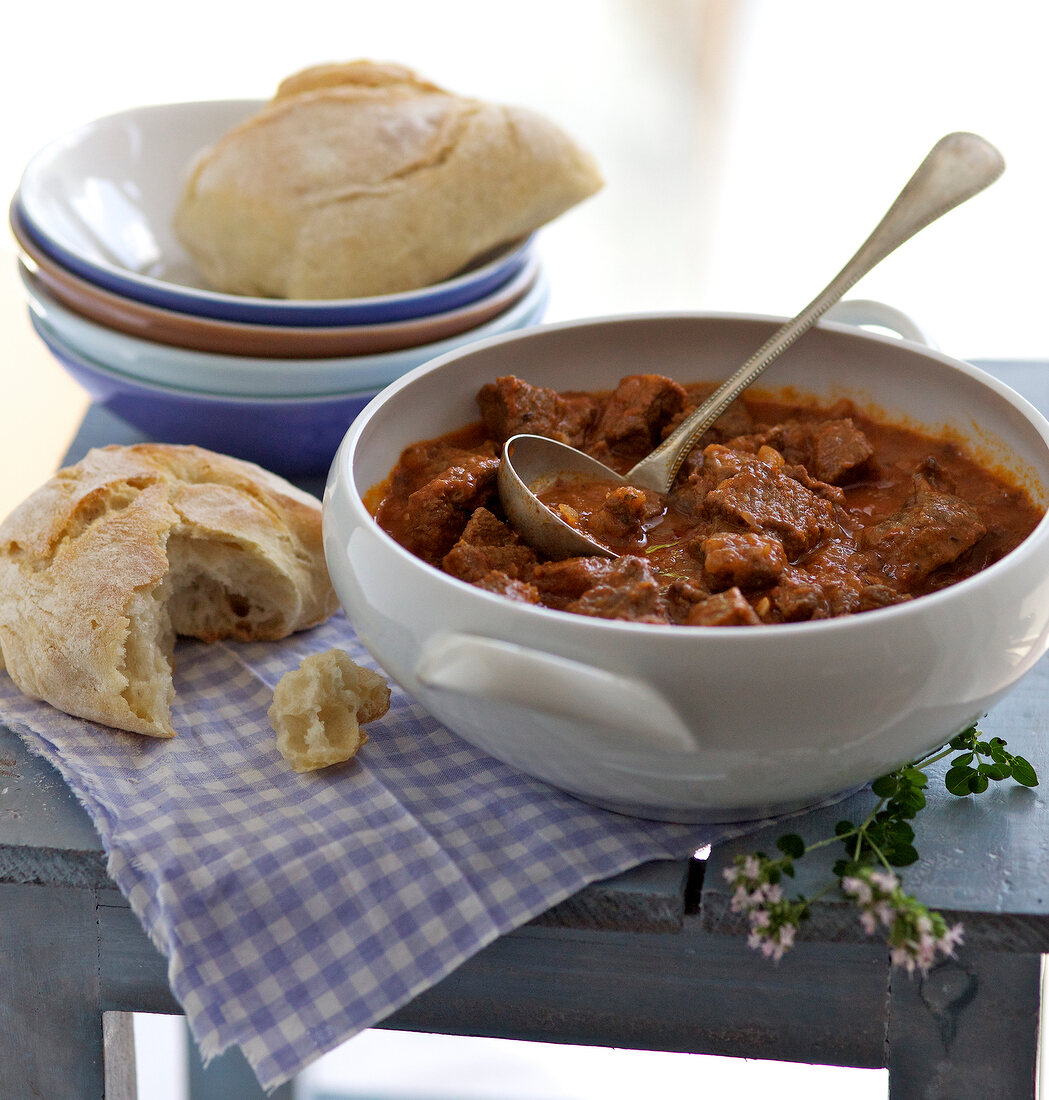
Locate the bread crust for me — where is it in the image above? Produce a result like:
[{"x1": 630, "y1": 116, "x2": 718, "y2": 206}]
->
[
  {"x1": 0, "y1": 444, "x2": 339, "y2": 737},
  {"x1": 172, "y1": 60, "x2": 603, "y2": 299}
]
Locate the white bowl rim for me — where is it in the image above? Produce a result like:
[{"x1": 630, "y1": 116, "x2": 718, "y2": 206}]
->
[
  {"x1": 31, "y1": 311, "x2": 382, "y2": 407},
  {"x1": 17, "y1": 99, "x2": 535, "y2": 317},
  {"x1": 331, "y1": 308, "x2": 1049, "y2": 637}
]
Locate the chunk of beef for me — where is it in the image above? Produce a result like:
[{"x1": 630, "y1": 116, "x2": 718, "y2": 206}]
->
[
  {"x1": 472, "y1": 572, "x2": 541, "y2": 604},
  {"x1": 706, "y1": 464, "x2": 838, "y2": 559},
  {"x1": 531, "y1": 556, "x2": 624, "y2": 609},
  {"x1": 781, "y1": 462, "x2": 847, "y2": 506},
  {"x1": 669, "y1": 444, "x2": 772, "y2": 516},
  {"x1": 588, "y1": 485, "x2": 654, "y2": 544},
  {"x1": 398, "y1": 452, "x2": 500, "y2": 564},
  {"x1": 563, "y1": 556, "x2": 668, "y2": 623},
  {"x1": 593, "y1": 375, "x2": 686, "y2": 453},
  {"x1": 442, "y1": 507, "x2": 538, "y2": 583},
  {"x1": 860, "y1": 489, "x2": 987, "y2": 586},
  {"x1": 664, "y1": 577, "x2": 712, "y2": 624},
  {"x1": 766, "y1": 571, "x2": 827, "y2": 622},
  {"x1": 857, "y1": 584, "x2": 913, "y2": 612},
  {"x1": 759, "y1": 419, "x2": 811, "y2": 466},
  {"x1": 810, "y1": 419, "x2": 874, "y2": 485},
  {"x1": 685, "y1": 587, "x2": 761, "y2": 627},
  {"x1": 388, "y1": 439, "x2": 497, "y2": 499},
  {"x1": 752, "y1": 417, "x2": 873, "y2": 486},
  {"x1": 700, "y1": 532, "x2": 786, "y2": 590},
  {"x1": 477, "y1": 376, "x2": 596, "y2": 446}
]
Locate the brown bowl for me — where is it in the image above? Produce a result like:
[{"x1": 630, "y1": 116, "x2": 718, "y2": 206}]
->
[{"x1": 10, "y1": 200, "x2": 539, "y2": 359}]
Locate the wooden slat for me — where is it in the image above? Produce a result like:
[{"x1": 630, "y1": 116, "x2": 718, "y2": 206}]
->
[
  {"x1": 384, "y1": 920, "x2": 890, "y2": 1069},
  {"x1": 531, "y1": 858, "x2": 692, "y2": 931},
  {"x1": 887, "y1": 952, "x2": 1041, "y2": 1099},
  {"x1": 0, "y1": 883, "x2": 105, "y2": 1099}
]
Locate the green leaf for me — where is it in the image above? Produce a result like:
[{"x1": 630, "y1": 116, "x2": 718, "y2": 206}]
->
[
  {"x1": 945, "y1": 765, "x2": 977, "y2": 796},
  {"x1": 950, "y1": 726, "x2": 978, "y2": 749},
  {"x1": 951, "y1": 752, "x2": 975, "y2": 767},
  {"x1": 979, "y1": 761, "x2": 1012, "y2": 781},
  {"x1": 889, "y1": 789, "x2": 926, "y2": 817},
  {"x1": 1011, "y1": 756, "x2": 1039, "y2": 787},
  {"x1": 871, "y1": 775, "x2": 898, "y2": 798},
  {"x1": 777, "y1": 833, "x2": 806, "y2": 859},
  {"x1": 969, "y1": 773, "x2": 989, "y2": 794},
  {"x1": 834, "y1": 820, "x2": 855, "y2": 837},
  {"x1": 886, "y1": 843, "x2": 920, "y2": 867}
]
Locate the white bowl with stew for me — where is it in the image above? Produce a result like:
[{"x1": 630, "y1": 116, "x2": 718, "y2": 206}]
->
[{"x1": 323, "y1": 312, "x2": 1049, "y2": 822}]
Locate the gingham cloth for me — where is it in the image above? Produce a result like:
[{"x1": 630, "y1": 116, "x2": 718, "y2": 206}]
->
[{"x1": 0, "y1": 610, "x2": 776, "y2": 1090}]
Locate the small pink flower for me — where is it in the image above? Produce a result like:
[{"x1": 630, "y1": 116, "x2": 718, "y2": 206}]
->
[{"x1": 842, "y1": 876, "x2": 872, "y2": 905}]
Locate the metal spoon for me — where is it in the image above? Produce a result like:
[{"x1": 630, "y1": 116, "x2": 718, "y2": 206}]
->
[{"x1": 498, "y1": 131, "x2": 1005, "y2": 560}]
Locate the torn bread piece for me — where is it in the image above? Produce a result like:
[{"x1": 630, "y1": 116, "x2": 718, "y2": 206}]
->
[
  {"x1": 173, "y1": 59, "x2": 603, "y2": 299},
  {"x1": 269, "y1": 649, "x2": 390, "y2": 772},
  {"x1": 0, "y1": 444, "x2": 339, "y2": 737}
]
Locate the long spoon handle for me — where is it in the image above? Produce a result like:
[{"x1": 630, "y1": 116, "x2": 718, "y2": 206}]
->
[{"x1": 627, "y1": 131, "x2": 1005, "y2": 492}]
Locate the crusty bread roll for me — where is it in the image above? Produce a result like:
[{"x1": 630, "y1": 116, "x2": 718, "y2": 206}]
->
[
  {"x1": 268, "y1": 648, "x2": 390, "y2": 772},
  {"x1": 0, "y1": 444, "x2": 339, "y2": 738},
  {"x1": 172, "y1": 60, "x2": 603, "y2": 299}
]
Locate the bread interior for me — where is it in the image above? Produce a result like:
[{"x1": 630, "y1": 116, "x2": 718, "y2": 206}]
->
[
  {"x1": 165, "y1": 535, "x2": 297, "y2": 642},
  {"x1": 120, "y1": 578, "x2": 176, "y2": 732}
]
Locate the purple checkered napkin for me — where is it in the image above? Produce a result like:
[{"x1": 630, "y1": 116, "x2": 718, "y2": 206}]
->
[{"x1": 0, "y1": 611, "x2": 769, "y2": 1090}]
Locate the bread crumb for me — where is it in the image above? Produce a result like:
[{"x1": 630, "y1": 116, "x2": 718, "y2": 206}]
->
[{"x1": 268, "y1": 649, "x2": 390, "y2": 772}]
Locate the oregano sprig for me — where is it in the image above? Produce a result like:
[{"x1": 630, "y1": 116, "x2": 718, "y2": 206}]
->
[{"x1": 722, "y1": 724, "x2": 1038, "y2": 973}]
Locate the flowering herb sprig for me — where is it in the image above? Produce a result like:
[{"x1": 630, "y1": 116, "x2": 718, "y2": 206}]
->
[{"x1": 723, "y1": 724, "x2": 1037, "y2": 974}]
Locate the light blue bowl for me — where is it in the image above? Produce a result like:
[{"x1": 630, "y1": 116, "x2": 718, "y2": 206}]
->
[
  {"x1": 30, "y1": 269, "x2": 550, "y2": 476},
  {"x1": 33, "y1": 314, "x2": 380, "y2": 477}
]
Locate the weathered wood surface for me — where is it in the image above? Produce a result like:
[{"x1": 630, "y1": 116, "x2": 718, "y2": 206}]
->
[
  {"x1": 0, "y1": 882, "x2": 108, "y2": 1099},
  {"x1": 886, "y1": 952, "x2": 1042, "y2": 1100}
]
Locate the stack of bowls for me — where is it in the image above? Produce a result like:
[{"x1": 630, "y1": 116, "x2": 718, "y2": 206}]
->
[{"x1": 10, "y1": 101, "x2": 550, "y2": 476}]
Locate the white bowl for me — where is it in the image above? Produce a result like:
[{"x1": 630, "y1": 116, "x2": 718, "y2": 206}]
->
[
  {"x1": 17, "y1": 99, "x2": 534, "y2": 325},
  {"x1": 20, "y1": 262, "x2": 549, "y2": 397},
  {"x1": 323, "y1": 313, "x2": 1049, "y2": 822}
]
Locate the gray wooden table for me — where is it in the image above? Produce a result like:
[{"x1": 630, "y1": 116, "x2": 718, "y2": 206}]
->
[{"x1": 3, "y1": 373, "x2": 1049, "y2": 1099}]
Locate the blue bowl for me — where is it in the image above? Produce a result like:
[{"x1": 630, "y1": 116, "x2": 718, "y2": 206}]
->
[{"x1": 32, "y1": 313, "x2": 378, "y2": 477}]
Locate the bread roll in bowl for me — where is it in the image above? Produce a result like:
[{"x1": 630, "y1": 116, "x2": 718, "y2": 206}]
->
[
  {"x1": 173, "y1": 60, "x2": 603, "y2": 299},
  {"x1": 0, "y1": 444, "x2": 339, "y2": 737}
]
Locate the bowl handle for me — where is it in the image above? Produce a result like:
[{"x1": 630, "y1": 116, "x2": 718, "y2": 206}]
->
[
  {"x1": 824, "y1": 298, "x2": 938, "y2": 348},
  {"x1": 414, "y1": 631, "x2": 698, "y2": 753}
]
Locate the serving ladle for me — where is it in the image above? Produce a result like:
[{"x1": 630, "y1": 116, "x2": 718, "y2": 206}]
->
[{"x1": 498, "y1": 131, "x2": 1005, "y2": 560}]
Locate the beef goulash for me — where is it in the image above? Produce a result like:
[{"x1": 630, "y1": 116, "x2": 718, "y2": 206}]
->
[{"x1": 372, "y1": 374, "x2": 1044, "y2": 626}]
